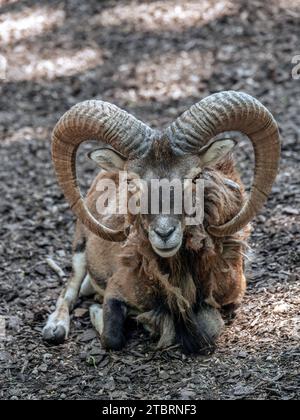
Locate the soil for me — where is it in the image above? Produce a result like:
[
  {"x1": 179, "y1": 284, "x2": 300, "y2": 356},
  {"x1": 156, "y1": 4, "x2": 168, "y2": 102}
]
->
[{"x1": 0, "y1": 0, "x2": 299, "y2": 400}]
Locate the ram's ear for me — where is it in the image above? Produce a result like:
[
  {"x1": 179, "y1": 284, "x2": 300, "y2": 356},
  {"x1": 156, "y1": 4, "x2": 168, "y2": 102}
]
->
[
  {"x1": 199, "y1": 139, "x2": 236, "y2": 166},
  {"x1": 88, "y1": 148, "x2": 127, "y2": 171}
]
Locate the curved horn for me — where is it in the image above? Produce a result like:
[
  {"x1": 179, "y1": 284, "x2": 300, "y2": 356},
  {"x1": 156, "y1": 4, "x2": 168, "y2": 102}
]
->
[
  {"x1": 52, "y1": 100, "x2": 153, "y2": 242},
  {"x1": 166, "y1": 91, "x2": 281, "y2": 237}
]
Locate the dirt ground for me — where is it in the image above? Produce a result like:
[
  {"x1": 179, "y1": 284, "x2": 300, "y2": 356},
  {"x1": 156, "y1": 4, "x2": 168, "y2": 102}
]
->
[{"x1": 0, "y1": 0, "x2": 299, "y2": 400}]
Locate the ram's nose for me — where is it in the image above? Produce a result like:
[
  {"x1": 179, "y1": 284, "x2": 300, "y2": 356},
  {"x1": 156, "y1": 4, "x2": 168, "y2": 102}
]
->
[
  {"x1": 154, "y1": 226, "x2": 176, "y2": 241},
  {"x1": 149, "y1": 217, "x2": 183, "y2": 258}
]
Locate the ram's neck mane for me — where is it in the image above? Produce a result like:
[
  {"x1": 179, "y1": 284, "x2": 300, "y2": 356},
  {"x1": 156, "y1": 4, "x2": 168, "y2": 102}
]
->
[{"x1": 122, "y1": 224, "x2": 216, "y2": 314}]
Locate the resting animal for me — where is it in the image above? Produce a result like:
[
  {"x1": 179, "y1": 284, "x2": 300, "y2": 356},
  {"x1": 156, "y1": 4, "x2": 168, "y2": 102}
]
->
[{"x1": 43, "y1": 91, "x2": 280, "y2": 354}]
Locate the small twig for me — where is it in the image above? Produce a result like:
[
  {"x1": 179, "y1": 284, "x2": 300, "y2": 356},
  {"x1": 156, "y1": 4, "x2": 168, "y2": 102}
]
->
[
  {"x1": 160, "y1": 344, "x2": 180, "y2": 353},
  {"x1": 46, "y1": 257, "x2": 65, "y2": 279},
  {"x1": 21, "y1": 360, "x2": 29, "y2": 375},
  {"x1": 285, "y1": 9, "x2": 300, "y2": 19}
]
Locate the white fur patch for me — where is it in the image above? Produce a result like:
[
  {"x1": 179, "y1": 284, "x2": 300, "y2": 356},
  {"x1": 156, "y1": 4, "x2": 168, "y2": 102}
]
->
[
  {"x1": 157, "y1": 315, "x2": 176, "y2": 349},
  {"x1": 79, "y1": 274, "x2": 95, "y2": 297},
  {"x1": 72, "y1": 252, "x2": 86, "y2": 278},
  {"x1": 90, "y1": 304, "x2": 104, "y2": 335},
  {"x1": 65, "y1": 252, "x2": 86, "y2": 304},
  {"x1": 64, "y1": 288, "x2": 77, "y2": 304}
]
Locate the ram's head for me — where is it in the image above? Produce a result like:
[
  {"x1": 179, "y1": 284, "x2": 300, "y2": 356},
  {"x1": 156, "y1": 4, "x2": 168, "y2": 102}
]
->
[{"x1": 52, "y1": 91, "x2": 280, "y2": 257}]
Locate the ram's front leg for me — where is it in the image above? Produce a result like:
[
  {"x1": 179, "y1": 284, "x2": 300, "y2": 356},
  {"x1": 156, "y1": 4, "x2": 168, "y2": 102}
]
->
[
  {"x1": 90, "y1": 274, "x2": 130, "y2": 351},
  {"x1": 43, "y1": 236, "x2": 87, "y2": 344},
  {"x1": 102, "y1": 297, "x2": 128, "y2": 350}
]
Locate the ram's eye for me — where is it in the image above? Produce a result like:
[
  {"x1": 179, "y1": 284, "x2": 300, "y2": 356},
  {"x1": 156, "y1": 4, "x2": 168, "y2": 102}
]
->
[{"x1": 192, "y1": 172, "x2": 202, "y2": 184}]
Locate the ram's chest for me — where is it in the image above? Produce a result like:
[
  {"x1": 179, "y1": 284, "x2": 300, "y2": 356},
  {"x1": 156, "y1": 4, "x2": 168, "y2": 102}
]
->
[{"x1": 128, "y1": 261, "x2": 197, "y2": 315}]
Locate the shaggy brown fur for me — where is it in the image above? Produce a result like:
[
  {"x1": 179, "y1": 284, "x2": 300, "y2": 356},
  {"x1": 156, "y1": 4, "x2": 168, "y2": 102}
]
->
[{"x1": 77, "y1": 153, "x2": 250, "y2": 353}]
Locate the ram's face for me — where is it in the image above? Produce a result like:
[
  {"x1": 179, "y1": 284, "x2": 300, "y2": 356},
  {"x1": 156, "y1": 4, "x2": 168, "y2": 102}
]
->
[
  {"x1": 127, "y1": 151, "x2": 200, "y2": 257},
  {"x1": 89, "y1": 138, "x2": 236, "y2": 258}
]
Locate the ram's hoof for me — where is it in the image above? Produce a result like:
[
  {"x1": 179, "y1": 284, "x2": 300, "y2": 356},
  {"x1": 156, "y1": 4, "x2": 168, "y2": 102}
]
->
[
  {"x1": 197, "y1": 305, "x2": 225, "y2": 342},
  {"x1": 42, "y1": 315, "x2": 69, "y2": 345},
  {"x1": 101, "y1": 332, "x2": 126, "y2": 351}
]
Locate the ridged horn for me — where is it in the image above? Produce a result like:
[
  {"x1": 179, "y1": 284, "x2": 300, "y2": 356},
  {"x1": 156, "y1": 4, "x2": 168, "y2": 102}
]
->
[
  {"x1": 166, "y1": 91, "x2": 281, "y2": 237},
  {"x1": 52, "y1": 100, "x2": 153, "y2": 242}
]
